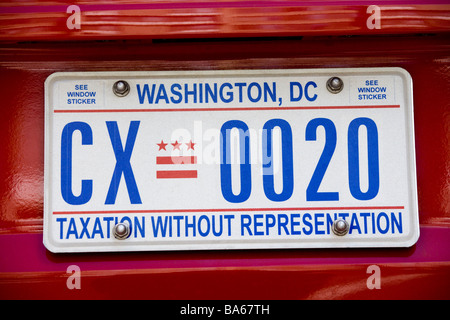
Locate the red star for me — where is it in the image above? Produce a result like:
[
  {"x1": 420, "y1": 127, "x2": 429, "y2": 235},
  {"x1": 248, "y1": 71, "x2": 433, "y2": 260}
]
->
[
  {"x1": 171, "y1": 140, "x2": 181, "y2": 150},
  {"x1": 157, "y1": 140, "x2": 168, "y2": 151},
  {"x1": 186, "y1": 140, "x2": 196, "y2": 150}
]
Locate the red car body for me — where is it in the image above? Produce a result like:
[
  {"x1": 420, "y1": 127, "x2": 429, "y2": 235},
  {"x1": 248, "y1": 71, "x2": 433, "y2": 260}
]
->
[{"x1": 0, "y1": 0, "x2": 449, "y2": 299}]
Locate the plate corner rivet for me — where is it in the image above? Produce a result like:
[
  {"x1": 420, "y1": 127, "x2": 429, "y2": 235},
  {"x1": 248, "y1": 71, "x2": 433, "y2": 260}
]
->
[
  {"x1": 332, "y1": 219, "x2": 349, "y2": 236},
  {"x1": 327, "y1": 77, "x2": 344, "y2": 94},
  {"x1": 113, "y1": 222, "x2": 130, "y2": 240},
  {"x1": 113, "y1": 80, "x2": 130, "y2": 97}
]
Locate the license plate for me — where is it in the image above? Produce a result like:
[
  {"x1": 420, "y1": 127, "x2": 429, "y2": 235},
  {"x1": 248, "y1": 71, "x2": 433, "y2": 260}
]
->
[{"x1": 44, "y1": 68, "x2": 419, "y2": 252}]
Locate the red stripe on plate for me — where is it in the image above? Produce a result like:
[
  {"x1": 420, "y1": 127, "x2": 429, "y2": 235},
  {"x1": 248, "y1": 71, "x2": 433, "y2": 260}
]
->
[
  {"x1": 156, "y1": 170, "x2": 198, "y2": 179},
  {"x1": 156, "y1": 156, "x2": 197, "y2": 165},
  {"x1": 53, "y1": 105, "x2": 401, "y2": 113},
  {"x1": 53, "y1": 206, "x2": 405, "y2": 215}
]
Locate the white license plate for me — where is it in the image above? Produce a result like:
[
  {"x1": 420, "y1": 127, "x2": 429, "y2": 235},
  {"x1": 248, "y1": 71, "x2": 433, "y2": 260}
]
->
[{"x1": 44, "y1": 68, "x2": 419, "y2": 252}]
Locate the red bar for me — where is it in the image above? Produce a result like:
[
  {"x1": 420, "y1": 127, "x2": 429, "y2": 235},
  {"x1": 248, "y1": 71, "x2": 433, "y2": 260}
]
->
[
  {"x1": 53, "y1": 105, "x2": 401, "y2": 113},
  {"x1": 156, "y1": 170, "x2": 198, "y2": 179},
  {"x1": 1, "y1": 3, "x2": 449, "y2": 42},
  {"x1": 156, "y1": 156, "x2": 197, "y2": 165},
  {"x1": 53, "y1": 206, "x2": 405, "y2": 215}
]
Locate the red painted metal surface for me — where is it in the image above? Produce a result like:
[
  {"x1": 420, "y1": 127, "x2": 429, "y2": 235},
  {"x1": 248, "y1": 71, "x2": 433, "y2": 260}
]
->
[
  {"x1": 0, "y1": 1, "x2": 449, "y2": 40},
  {"x1": 0, "y1": 1, "x2": 449, "y2": 300}
]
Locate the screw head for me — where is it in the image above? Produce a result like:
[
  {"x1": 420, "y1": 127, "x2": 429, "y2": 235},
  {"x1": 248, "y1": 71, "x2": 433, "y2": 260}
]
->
[
  {"x1": 332, "y1": 219, "x2": 349, "y2": 236},
  {"x1": 113, "y1": 223, "x2": 130, "y2": 240},
  {"x1": 327, "y1": 77, "x2": 344, "y2": 93},
  {"x1": 113, "y1": 80, "x2": 130, "y2": 97}
]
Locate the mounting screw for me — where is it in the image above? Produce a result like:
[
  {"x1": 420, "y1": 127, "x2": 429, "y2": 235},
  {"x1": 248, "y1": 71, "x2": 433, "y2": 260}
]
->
[
  {"x1": 113, "y1": 223, "x2": 130, "y2": 240},
  {"x1": 327, "y1": 77, "x2": 344, "y2": 94},
  {"x1": 113, "y1": 80, "x2": 130, "y2": 97},
  {"x1": 332, "y1": 219, "x2": 349, "y2": 236}
]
